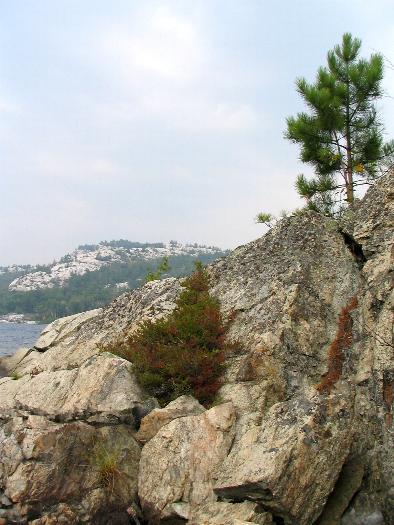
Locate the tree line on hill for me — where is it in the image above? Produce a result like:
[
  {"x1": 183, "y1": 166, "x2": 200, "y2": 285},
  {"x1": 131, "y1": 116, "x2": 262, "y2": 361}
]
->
[{"x1": 0, "y1": 253, "x2": 227, "y2": 324}]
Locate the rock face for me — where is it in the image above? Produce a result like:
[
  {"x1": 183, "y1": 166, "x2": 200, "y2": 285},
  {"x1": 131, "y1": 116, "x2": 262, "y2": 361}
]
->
[
  {"x1": 0, "y1": 417, "x2": 141, "y2": 524},
  {"x1": 214, "y1": 390, "x2": 355, "y2": 525},
  {"x1": 0, "y1": 173, "x2": 393, "y2": 524},
  {"x1": 0, "y1": 279, "x2": 178, "y2": 524},
  {"x1": 138, "y1": 402, "x2": 236, "y2": 523}
]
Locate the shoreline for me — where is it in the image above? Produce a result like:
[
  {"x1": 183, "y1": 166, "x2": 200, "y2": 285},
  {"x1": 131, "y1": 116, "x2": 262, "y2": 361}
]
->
[{"x1": 0, "y1": 318, "x2": 37, "y2": 325}]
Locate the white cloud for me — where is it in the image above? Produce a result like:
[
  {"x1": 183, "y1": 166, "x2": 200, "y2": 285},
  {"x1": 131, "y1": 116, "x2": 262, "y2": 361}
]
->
[
  {"x1": 97, "y1": 94, "x2": 257, "y2": 133},
  {"x1": 208, "y1": 103, "x2": 257, "y2": 131},
  {"x1": 32, "y1": 152, "x2": 124, "y2": 181},
  {"x1": 102, "y1": 6, "x2": 203, "y2": 83},
  {"x1": 0, "y1": 93, "x2": 19, "y2": 114},
  {"x1": 87, "y1": 5, "x2": 258, "y2": 135}
]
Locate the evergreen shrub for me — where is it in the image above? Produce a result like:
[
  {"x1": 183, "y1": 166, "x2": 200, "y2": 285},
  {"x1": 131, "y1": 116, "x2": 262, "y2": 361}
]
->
[{"x1": 114, "y1": 263, "x2": 226, "y2": 406}]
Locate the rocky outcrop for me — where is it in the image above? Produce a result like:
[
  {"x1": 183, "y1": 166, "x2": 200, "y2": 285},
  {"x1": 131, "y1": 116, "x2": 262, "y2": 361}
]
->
[
  {"x1": 0, "y1": 279, "x2": 178, "y2": 523},
  {"x1": 0, "y1": 353, "x2": 149, "y2": 423},
  {"x1": 0, "y1": 173, "x2": 392, "y2": 524},
  {"x1": 33, "y1": 309, "x2": 102, "y2": 351},
  {"x1": 138, "y1": 403, "x2": 236, "y2": 523},
  {"x1": 191, "y1": 501, "x2": 273, "y2": 525}
]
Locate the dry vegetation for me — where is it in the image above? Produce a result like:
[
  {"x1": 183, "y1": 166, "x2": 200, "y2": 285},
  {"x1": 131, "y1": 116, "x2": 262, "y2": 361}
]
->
[
  {"x1": 316, "y1": 296, "x2": 358, "y2": 394},
  {"x1": 111, "y1": 263, "x2": 227, "y2": 406}
]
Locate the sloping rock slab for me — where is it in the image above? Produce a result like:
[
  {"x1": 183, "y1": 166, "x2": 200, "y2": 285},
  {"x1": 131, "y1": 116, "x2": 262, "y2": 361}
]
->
[
  {"x1": 34, "y1": 309, "x2": 101, "y2": 351},
  {"x1": 214, "y1": 390, "x2": 355, "y2": 525},
  {"x1": 138, "y1": 402, "x2": 235, "y2": 523},
  {"x1": 0, "y1": 353, "x2": 151, "y2": 425}
]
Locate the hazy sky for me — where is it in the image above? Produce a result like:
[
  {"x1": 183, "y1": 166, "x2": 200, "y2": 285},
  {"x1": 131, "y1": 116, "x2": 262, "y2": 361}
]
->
[{"x1": 1, "y1": 1, "x2": 393, "y2": 265}]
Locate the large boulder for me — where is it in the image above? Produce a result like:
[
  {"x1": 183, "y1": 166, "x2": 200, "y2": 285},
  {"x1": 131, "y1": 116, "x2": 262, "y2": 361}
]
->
[
  {"x1": 0, "y1": 415, "x2": 140, "y2": 524},
  {"x1": 207, "y1": 208, "x2": 362, "y2": 443},
  {"x1": 0, "y1": 353, "x2": 149, "y2": 424},
  {"x1": 138, "y1": 402, "x2": 236, "y2": 523},
  {"x1": 214, "y1": 389, "x2": 355, "y2": 525},
  {"x1": 136, "y1": 395, "x2": 206, "y2": 443}
]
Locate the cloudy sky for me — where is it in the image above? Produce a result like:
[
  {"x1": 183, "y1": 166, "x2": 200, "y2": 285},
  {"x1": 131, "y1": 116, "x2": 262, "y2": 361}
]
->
[{"x1": 1, "y1": 1, "x2": 393, "y2": 265}]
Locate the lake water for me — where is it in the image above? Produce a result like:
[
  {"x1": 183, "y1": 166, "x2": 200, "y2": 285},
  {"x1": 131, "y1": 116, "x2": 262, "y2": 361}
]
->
[{"x1": 0, "y1": 323, "x2": 46, "y2": 357}]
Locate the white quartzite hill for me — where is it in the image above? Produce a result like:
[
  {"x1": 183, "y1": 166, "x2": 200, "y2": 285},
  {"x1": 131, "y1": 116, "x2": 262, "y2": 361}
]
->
[
  {"x1": 7, "y1": 242, "x2": 224, "y2": 292},
  {"x1": 0, "y1": 173, "x2": 393, "y2": 525}
]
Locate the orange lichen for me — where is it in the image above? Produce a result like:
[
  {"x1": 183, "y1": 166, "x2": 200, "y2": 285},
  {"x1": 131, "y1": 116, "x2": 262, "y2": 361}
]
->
[
  {"x1": 383, "y1": 371, "x2": 394, "y2": 427},
  {"x1": 316, "y1": 296, "x2": 358, "y2": 394}
]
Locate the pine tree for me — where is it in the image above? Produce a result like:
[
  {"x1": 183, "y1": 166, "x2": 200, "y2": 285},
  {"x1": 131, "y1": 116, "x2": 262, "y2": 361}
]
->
[{"x1": 286, "y1": 33, "x2": 394, "y2": 213}]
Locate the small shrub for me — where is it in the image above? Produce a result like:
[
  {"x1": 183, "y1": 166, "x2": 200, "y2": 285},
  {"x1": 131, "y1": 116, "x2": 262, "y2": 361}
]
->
[
  {"x1": 113, "y1": 263, "x2": 226, "y2": 406},
  {"x1": 145, "y1": 256, "x2": 170, "y2": 283},
  {"x1": 316, "y1": 296, "x2": 358, "y2": 394},
  {"x1": 11, "y1": 371, "x2": 20, "y2": 380}
]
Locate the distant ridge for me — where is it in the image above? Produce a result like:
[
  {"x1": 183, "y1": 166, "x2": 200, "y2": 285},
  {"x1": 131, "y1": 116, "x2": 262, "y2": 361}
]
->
[{"x1": 0, "y1": 240, "x2": 228, "y2": 323}]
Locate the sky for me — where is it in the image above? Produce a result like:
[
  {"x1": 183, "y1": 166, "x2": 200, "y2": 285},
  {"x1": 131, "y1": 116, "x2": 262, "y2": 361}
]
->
[{"x1": 1, "y1": 0, "x2": 393, "y2": 265}]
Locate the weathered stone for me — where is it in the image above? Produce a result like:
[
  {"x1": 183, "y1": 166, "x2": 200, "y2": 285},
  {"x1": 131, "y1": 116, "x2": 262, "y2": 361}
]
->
[
  {"x1": 214, "y1": 390, "x2": 355, "y2": 525},
  {"x1": 136, "y1": 395, "x2": 206, "y2": 443},
  {"x1": 190, "y1": 501, "x2": 273, "y2": 525},
  {"x1": 0, "y1": 173, "x2": 393, "y2": 524},
  {"x1": 138, "y1": 402, "x2": 236, "y2": 523},
  {"x1": 0, "y1": 347, "x2": 32, "y2": 377},
  {"x1": 0, "y1": 353, "x2": 150, "y2": 424},
  {"x1": 29, "y1": 504, "x2": 79, "y2": 524},
  {"x1": 34, "y1": 309, "x2": 102, "y2": 351},
  {"x1": 0, "y1": 416, "x2": 141, "y2": 524}
]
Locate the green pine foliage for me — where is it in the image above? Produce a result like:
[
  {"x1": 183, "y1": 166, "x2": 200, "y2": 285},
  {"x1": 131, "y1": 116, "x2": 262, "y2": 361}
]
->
[
  {"x1": 111, "y1": 263, "x2": 227, "y2": 407},
  {"x1": 255, "y1": 212, "x2": 275, "y2": 228},
  {"x1": 144, "y1": 257, "x2": 170, "y2": 283},
  {"x1": 286, "y1": 33, "x2": 394, "y2": 213}
]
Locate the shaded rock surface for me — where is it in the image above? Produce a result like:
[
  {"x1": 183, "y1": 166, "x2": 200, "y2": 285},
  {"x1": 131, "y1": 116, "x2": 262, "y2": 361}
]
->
[
  {"x1": 0, "y1": 173, "x2": 393, "y2": 524},
  {"x1": 191, "y1": 501, "x2": 273, "y2": 525}
]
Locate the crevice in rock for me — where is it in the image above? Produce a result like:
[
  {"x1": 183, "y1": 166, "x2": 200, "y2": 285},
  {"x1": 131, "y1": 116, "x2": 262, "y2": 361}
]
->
[
  {"x1": 313, "y1": 456, "x2": 365, "y2": 525},
  {"x1": 339, "y1": 230, "x2": 367, "y2": 269},
  {"x1": 10, "y1": 403, "x2": 135, "y2": 427}
]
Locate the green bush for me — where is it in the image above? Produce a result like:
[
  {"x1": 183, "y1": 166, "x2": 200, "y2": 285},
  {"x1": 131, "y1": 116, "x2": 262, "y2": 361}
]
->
[{"x1": 114, "y1": 263, "x2": 226, "y2": 406}]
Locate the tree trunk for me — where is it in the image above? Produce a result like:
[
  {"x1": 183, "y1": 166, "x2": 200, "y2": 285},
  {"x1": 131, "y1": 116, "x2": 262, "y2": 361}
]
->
[
  {"x1": 346, "y1": 152, "x2": 354, "y2": 203},
  {"x1": 345, "y1": 68, "x2": 354, "y2": 204}
]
